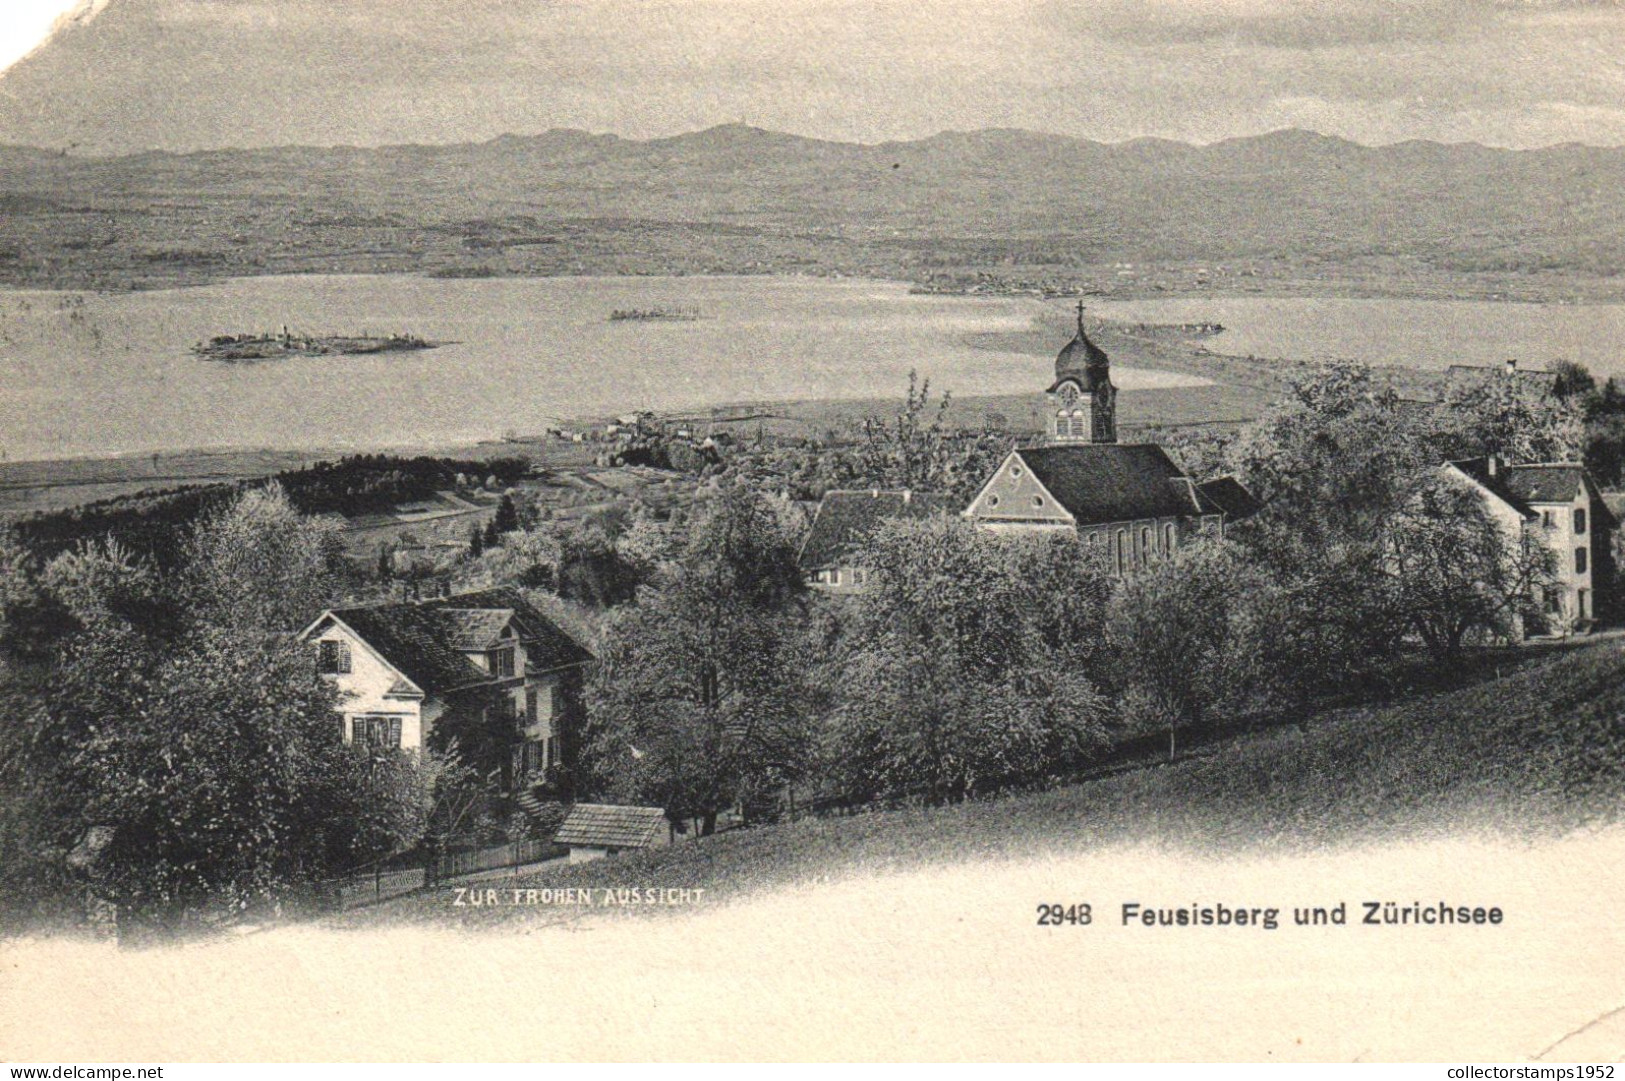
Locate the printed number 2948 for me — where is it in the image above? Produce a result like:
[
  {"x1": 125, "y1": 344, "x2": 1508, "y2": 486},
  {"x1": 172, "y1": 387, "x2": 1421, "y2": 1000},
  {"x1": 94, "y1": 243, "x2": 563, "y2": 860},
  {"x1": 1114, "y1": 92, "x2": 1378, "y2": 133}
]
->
[{"x1": 1036, "y1": 903, "x2": 1092, "y2": 926}]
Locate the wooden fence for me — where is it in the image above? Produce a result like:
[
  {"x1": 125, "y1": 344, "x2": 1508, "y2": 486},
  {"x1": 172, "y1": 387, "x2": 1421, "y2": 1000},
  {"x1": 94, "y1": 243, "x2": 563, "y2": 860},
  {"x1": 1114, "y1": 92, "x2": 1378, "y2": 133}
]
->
[
  {"x1": 428, "y1": 838, "x2": 565, "y2": 882},
  {"x1": 331, "y1": 838, "x2": 567, "y2": 908}
]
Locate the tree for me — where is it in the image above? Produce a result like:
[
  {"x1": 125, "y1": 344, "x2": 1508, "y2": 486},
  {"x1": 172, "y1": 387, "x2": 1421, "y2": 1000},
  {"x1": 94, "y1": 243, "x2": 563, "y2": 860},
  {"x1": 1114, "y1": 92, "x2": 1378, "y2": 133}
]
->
[
  {"x1": 584, "y1": 487, "x2": 810, "y2": 834},
  {"x1": 1106, "y1": 542, "x2": 1238, "y2": 760},
  {"x1": 493, "y1": 494, "x2": 521, "y2": 535},
  {"x1": 1232, "y1": 362, "x2": 1430, "y2": 550},
  {"x1": 184, "y1": 483, "x2": 345, "y2": 633},
  {"x1": 862, "y1": 369, "x2": 952, "y2": 492},
  {"x1": 858, "y1": 370, "x2": 1012, "y2": 503},
  {"x1": 1383, "y1": 472, "x2": 1557, "y2": 658},
  {"x1": 826, "y1": 517, "x2": 1110, "y2": 803},
  {"x1": 52, "y1": 628, "x2": 434, "y2": 938},
  {"x1": 1551, "y1": 359, "x2": 1597, "y2": 401},
  {"x1": 1437, "y1": 368, "x2": 1584, "y2": 465},
  {"x1": 467, "y1": 521, "x2": 486, "y2": 558},
  {"x1": 0, "y1": 528, "x2": 75, "y2": 665}
]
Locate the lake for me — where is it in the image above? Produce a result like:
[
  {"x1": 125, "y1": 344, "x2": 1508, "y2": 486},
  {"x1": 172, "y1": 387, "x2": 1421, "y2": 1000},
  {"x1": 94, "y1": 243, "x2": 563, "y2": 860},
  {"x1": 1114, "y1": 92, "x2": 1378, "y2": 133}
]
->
[
  {"x1": 0, "y1": 275, "x2": 1197, "y2": 461},
  {"x1": 1089, "y1": 296, "x2": 1625, "y2": 374},
  {"x1": 3, "y1": 275, "x2": 1624, "y2": 462}
]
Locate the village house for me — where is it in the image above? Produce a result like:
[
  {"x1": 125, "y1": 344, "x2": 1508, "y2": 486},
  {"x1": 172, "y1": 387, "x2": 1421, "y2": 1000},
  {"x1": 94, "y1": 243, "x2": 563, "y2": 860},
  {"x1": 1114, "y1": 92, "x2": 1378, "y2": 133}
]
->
[
  {"x1": 1445, "y1": 456, "x2": 1613, "y2": 633},
  {"x1": 298, "y1": 586, "x2": 593, "y2": 786},
  {"x1": 961, "y1": 304, "x2": 1258, "y2": 569},
  {"x1": 798, "y1": 489, "x2": 952, "y2": 591}
]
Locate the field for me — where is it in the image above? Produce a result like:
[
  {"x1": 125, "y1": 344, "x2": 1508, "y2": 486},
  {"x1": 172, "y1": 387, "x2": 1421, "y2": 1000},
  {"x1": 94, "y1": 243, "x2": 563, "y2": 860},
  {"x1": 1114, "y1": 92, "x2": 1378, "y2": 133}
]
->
[{"x1": 333, "y1": 633, "x2": 1625, "y2": 931}]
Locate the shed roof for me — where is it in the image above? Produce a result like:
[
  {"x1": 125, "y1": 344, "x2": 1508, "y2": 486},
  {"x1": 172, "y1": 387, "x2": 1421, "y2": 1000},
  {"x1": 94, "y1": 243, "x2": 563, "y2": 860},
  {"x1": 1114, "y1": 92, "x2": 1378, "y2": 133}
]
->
[
  {"x1": 554, "y1": 804, "x2": 667, "y2": 849},
  {"x1": 1015, "y1": 444, "x2": 1204, "y2": 526},
  {"x1": 798, "y1": 489, "x2": 951, "y2": 570}
]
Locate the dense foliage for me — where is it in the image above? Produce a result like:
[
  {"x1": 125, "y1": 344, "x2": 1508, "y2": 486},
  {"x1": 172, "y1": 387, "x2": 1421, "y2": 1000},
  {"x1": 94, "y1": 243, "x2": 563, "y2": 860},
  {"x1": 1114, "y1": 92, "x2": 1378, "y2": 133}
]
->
[{"x1": 0, "y1": 486, "x2": 440, "y2": 939}]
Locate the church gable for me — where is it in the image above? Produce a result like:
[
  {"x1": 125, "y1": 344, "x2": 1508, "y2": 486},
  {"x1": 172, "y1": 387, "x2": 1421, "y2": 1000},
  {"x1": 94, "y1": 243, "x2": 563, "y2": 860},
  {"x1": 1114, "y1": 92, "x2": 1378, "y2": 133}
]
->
[{"x1": 963, "y1": 450, "x2": 1076, "y2": 524}]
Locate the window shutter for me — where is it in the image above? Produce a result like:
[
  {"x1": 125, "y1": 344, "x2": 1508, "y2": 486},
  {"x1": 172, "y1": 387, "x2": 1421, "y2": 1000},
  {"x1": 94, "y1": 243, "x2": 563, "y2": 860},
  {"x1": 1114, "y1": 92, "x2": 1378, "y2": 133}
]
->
[{"x1": 389, "y1": 717, "x2": 402, "y2": 747}]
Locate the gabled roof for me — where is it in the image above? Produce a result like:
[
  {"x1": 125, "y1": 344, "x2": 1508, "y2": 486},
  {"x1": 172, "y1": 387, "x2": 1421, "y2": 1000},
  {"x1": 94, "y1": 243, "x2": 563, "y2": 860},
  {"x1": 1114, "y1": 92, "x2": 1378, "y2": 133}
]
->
[
  {"x1": 310, "y1": 586, "x2": 594, "y2": 697},
  {"x1": 1503, "y1": 464, "x2": 1587, "y2": 505},
  {"x1": 1195, "y1": 475, "x2": 1263, "y2": 521},
  {"x1": 418, "y1": 586, "x2": 594, "y2": 672},
  {"x1": 1013, "y1": 444, "x2": 1203, "y2": 526},
  {"x1": 554, "y1": 804, "x2": 666, "y2": 849},
  {"x1": 798, "y1": 489, "x2": 952, "y2": 570},
  {"x1": 323, "y1": 603, "x2": 489, "y2": 696},
  {"x1": 1449, "y1": 458, "x2": 1592, "y2": 515}
]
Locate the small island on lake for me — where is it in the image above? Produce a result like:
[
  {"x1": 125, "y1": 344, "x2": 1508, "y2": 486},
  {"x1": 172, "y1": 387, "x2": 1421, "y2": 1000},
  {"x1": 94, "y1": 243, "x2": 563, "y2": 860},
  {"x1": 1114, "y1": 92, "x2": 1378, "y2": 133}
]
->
[
  {"x1": 194, "y1": 327, "x2": 440, "y2": 362},
  {"x1": 607, "y1": 306, "x2": 704, "y2": 322}
]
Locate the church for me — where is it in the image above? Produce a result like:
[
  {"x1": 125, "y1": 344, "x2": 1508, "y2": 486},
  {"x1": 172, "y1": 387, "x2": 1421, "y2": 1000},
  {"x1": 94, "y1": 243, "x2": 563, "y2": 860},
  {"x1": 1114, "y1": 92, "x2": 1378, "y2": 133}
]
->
[{"x1": 961, "y1": 305, "x2": 1258, "y2": 573}]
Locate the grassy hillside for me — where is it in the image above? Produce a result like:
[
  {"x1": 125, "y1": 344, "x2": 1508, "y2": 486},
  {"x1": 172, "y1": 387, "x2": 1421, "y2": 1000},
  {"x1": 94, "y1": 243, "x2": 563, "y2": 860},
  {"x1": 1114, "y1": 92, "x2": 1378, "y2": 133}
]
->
[
  {"x1": 4, "y1": 126, "x2": 1625, "y2": 298},
  {"x1": 339, "y1": 635, "x2": 1625, "y2": 930}
]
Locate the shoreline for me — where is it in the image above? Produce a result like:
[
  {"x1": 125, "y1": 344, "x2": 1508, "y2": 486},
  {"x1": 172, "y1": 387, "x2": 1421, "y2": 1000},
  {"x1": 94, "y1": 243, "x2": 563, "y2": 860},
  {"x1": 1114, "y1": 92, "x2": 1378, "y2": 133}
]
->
[{"x1": 3, "y1": 265, "x2": 1625, "y2": 306}]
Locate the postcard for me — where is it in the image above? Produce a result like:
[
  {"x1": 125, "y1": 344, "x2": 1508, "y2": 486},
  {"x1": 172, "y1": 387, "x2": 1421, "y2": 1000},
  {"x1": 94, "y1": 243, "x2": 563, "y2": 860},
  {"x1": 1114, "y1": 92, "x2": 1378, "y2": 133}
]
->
[{"x1": 1, "y1": 0, "x2": 1623, "y2": 1064}]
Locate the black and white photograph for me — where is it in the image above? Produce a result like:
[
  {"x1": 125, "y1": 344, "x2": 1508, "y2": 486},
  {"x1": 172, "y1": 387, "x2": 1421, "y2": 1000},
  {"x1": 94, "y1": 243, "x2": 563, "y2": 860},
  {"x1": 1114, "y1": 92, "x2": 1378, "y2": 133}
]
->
[{"x1": 1, "y1": 0, "x2": 1624, "y2": 1065}]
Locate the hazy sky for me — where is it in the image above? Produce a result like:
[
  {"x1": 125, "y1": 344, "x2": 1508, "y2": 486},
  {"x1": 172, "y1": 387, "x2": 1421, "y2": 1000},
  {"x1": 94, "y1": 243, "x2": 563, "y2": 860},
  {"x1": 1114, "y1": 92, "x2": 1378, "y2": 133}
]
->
[{"x1": 1, "y1": 0, "x2": 1624, "y2": 154}]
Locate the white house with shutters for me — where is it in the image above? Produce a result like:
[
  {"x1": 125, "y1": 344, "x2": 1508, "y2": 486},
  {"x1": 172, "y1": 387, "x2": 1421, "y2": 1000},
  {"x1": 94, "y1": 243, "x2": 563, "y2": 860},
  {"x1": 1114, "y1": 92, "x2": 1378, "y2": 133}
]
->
[
  {"x1": 1445, "y1": 457, "x2": 1610, "y2": 632},
  {"x1": 298, "y1": 586, "x2": 593, "y2": 786}
]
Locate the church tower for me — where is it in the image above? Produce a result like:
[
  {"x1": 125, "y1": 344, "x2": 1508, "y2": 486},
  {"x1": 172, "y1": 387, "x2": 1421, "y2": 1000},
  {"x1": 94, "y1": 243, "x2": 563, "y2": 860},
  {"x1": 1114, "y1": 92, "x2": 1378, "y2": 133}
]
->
[{"x1": 1046, "y1": 302, "x2": 1116, "y2": 444}]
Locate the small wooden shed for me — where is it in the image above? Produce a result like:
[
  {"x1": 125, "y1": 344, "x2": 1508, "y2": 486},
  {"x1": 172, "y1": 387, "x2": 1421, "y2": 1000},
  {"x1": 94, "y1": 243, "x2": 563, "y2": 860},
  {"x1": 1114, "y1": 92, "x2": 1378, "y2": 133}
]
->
[{"x1": 553, "y1": 804, "x2": 670, "y2": 863}]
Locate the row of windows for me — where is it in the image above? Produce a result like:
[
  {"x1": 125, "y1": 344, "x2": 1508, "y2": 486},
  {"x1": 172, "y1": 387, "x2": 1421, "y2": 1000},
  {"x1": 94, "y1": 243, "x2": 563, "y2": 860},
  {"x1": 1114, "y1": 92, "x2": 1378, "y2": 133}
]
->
[
  {"x1": 811, "y1": 567, "x2": 869, "y2": 587},
  {"x1": 1055, "y1": 414, "x2": 1090, "y2": 438},
  {"x1": 986, "y1": 493, "x2": 1046, "y2": 510},
  {"x1": 319, "y1": 638, "x2": 522, "y2": 679},
  {"x1": 1539, "y1": 508, "x2": 1589, "y2": 535},
  {"x1": 1083, "y1": 522, "x2": 1180, "y2": 573},
  {"x1": 1540, "y1": 586, "x2": 1593, "y2": 620},
  {"x1": 351, "y1": 715, "x2": 402, "y2": 748}
]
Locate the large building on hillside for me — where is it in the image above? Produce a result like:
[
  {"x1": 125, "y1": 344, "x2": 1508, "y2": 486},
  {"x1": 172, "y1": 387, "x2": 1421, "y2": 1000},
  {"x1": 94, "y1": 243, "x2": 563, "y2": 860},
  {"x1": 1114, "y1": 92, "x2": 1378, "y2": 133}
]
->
[
  {"x1": 298, "y1": 586, "x2": 593, "y2": 786},
  {"x1": 962, "y1": 305, "x2": 1257, "y2": 572},
  {"x1": 1445, "y1": 456, "x2": 1613, "y2": 632}
]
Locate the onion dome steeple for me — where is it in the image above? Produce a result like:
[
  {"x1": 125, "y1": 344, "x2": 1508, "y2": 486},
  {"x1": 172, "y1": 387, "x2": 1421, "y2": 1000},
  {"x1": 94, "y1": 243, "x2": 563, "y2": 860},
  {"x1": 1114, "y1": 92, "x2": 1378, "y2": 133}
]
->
[{"x1": 1046, "y1": 302, "x2": 1117, "y2": 444}]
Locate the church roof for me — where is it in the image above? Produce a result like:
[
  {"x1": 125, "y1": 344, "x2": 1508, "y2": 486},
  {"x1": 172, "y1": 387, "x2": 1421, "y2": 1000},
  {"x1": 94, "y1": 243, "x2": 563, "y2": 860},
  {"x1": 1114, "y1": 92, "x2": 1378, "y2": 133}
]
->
[
  {"x1": 798, "y1": 489, "x2": 952, "y2": 570},
  {"x1": 1195, "y1": 476, "x2": 1264, "y2": 521},
  {"x1": 1014, "y1": 444, "x2": 1207, "y2": 526},
  {"x1": 1051, "y1": 304, "x2": 1112, "y2": 393}
]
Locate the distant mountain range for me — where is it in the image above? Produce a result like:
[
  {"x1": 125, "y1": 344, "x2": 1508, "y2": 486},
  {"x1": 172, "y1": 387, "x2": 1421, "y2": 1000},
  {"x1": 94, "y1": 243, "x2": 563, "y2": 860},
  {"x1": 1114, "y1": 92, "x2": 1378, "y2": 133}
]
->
[{"x1": 0, "y1": 124, "x2": 1620, "y2": 291}]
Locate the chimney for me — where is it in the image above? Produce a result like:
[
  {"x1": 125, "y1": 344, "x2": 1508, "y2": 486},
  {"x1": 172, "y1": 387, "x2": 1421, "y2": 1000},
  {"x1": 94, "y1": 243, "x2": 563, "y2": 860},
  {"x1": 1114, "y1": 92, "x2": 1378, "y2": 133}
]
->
[
  {"x1": 1505, "y1": 358, "x2": 1518, "y2": 375},
  {"x1": 1487, "y1": 455, "x2": 1500, "y2": 479}
]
